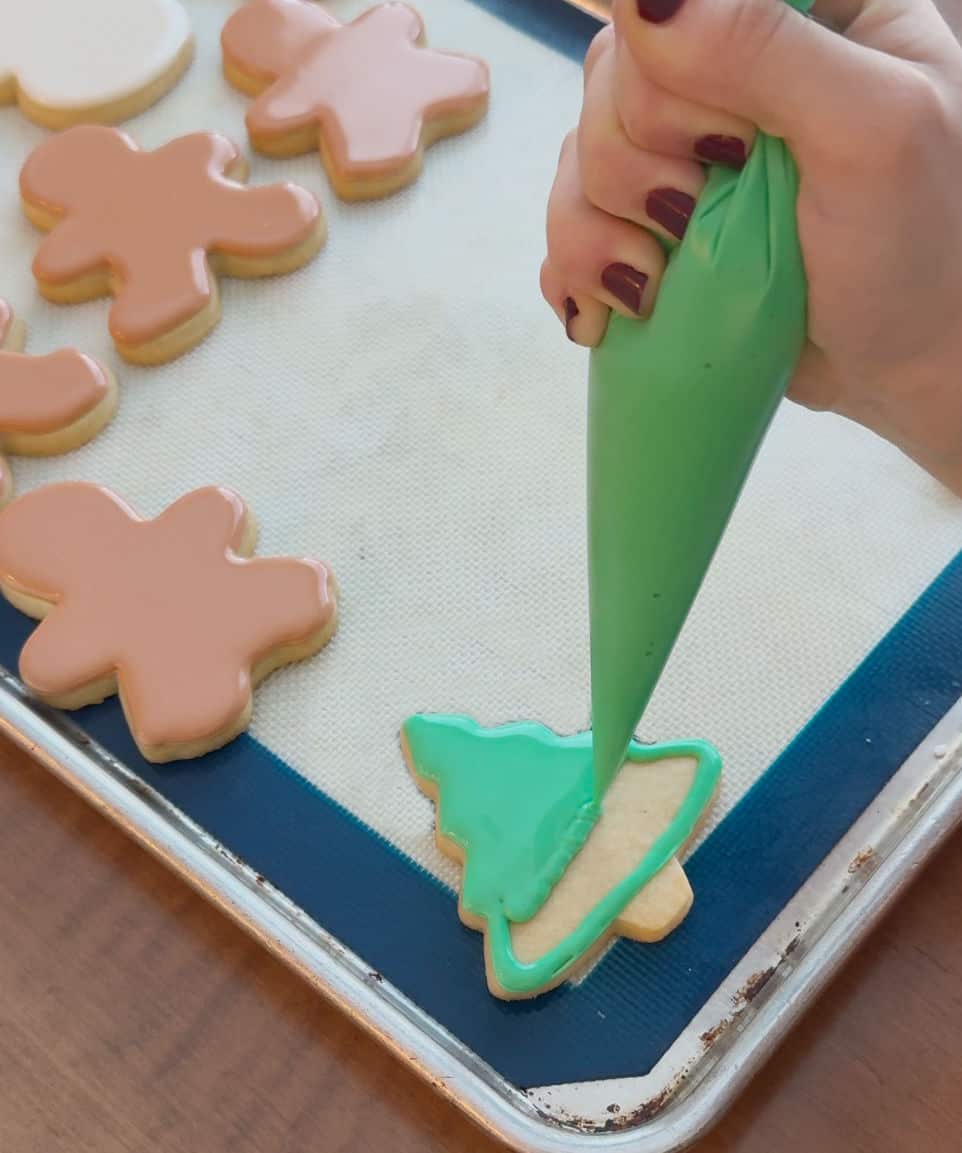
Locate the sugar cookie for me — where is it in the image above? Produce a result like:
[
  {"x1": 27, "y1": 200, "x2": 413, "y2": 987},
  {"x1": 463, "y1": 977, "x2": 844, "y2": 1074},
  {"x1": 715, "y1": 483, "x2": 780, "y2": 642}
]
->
[
  {"x1": 0, "y1": 301, "x2": 117, "y2": 505},
  {"x1": 0, "y1": 484, "x2": 338, "y2": 763},
  {"x1": 20, "y1": 126, "x2": 325, "y2": 365},
  {"x1": 402, "y1": 715, "x2": 720, "y2": 1000},
  {"x1": 222, "y1": 0, "x2": 490, "y2": 200},
  {"x1": 0, "y1": 0, "x2": 193, "y2": 128}
]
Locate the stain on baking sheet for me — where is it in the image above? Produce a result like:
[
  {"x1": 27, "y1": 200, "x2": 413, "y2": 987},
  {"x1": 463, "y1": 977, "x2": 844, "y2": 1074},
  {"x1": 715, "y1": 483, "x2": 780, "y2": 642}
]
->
[
  {"x1": 848, "y1": 847, "x2": 876, "y2": 874},
  {"x1": 733, "y1": 966, "x2": 776, "y2": 1007},
  {"x1": 534, "y1": 1078, "x2": 683, "y2": 1133},
  {"x1": 700, "y1": 1018, "x2": 732, "y2": 1050},
  {"x1": 541, "y1": 924, "x2": 809, "y2": 1132}
]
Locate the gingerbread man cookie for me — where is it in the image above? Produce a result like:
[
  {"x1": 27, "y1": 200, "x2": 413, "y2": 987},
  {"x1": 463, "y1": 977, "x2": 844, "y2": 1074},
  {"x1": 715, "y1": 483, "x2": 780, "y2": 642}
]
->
[
  {"x1": 222, "y1": 0, "x2": 490, "y2": 200},
  {"x1": 0, "y1": 484, "x2": 338, "y2": 763},
  {"x1": 0, "y1": 0, "x2": 192, "y2": 128},
  {"x1": 20, "y1": 126, "x2": 326, "y2": 364},
  {"x1": 0, "y1": 301, "x2": 117, "y2": 504}
]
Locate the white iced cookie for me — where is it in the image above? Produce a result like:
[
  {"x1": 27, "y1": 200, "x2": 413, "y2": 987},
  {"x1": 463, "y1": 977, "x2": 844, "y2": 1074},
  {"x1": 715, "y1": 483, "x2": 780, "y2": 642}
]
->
[{"x1": 0, "y1": 0, "x2": 193, "y2": 128}]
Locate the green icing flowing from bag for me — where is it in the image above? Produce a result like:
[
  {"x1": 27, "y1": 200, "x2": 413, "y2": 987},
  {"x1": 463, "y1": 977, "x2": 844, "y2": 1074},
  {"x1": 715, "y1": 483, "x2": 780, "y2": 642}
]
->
[{"x1": 587, "y1": 129, "x2": 807, "y2": 794}]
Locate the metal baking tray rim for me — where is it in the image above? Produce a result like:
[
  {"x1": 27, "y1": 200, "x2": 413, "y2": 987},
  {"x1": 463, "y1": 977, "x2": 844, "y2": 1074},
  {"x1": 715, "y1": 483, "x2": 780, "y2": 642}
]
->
[{"x1": 2, "y1": 662, "x2": 961, "y2": 1152}]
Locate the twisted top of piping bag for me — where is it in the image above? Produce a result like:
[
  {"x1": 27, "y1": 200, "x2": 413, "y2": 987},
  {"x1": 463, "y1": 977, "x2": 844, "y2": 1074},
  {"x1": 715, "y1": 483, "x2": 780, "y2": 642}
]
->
[{"x1": 587, "y1": 6, "x2": 811, "y2": 796}]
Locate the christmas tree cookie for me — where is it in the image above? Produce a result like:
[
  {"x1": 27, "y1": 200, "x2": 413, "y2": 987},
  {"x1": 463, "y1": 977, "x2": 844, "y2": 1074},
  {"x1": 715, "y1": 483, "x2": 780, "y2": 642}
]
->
[{"x1": 402, "y1": 714, "x2": 720, "y2": 1000}]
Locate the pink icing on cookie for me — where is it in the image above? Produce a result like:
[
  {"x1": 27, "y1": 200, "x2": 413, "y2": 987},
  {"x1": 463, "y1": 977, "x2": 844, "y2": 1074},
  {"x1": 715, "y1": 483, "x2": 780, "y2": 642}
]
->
[
  {"x1": 0, "y1": 301, "x2": 112, "y2": 436},
  {"x1": 222, "y1": 0, "x2": 339, "y2": 77},
  {"x1": 0, "y1": 301, "x2": 114, "y2": 505},
  {"x1": 0, "y1": 299, "x2": 13, "y2": 345},
  {"x1": 0, "y1": 483, "x2": 337, "y2": 759},
  {"x1": 20, "y1": 126, "x2": 322, "y2": 346},
  {"x1": 0, "y1": 297, "x2": 113, "y2": 449},
  {"x1": 222, "y1": 0, "x2": 490, "y2": 187},
  {"x1": 0, "y1": 458, "x2": 12, "y2": 507},
  {"x1": 0, "y1": 347, "x2": 112, "y2": 435}
]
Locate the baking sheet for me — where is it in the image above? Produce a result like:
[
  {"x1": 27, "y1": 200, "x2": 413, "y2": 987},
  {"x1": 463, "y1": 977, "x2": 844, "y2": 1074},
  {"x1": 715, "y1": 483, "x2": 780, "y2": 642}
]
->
[
  {"x1": 1, "y1": 0, "x2": 961, "y2": 1144},
  {"x1": 2, "y1": 0, "x2": 960, "y2": 885}
]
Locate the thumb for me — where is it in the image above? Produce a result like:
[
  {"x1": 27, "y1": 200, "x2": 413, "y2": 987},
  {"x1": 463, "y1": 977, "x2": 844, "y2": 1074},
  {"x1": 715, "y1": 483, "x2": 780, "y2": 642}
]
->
[{"x1": 613, "y1": 0, "x2": 912, "y2": 151}]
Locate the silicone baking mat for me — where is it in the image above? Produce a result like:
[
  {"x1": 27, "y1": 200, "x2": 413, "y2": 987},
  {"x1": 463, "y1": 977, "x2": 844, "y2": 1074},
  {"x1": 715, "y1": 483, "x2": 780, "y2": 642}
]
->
[{"x1": 1, "y1": 0, "x2": 961, "y2": 1118}]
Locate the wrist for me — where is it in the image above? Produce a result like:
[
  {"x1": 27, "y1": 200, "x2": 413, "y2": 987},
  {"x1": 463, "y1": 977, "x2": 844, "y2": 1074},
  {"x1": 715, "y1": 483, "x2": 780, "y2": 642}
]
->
[{"x1": 838, "y1": 343, "x2": 962, "y2": 496}]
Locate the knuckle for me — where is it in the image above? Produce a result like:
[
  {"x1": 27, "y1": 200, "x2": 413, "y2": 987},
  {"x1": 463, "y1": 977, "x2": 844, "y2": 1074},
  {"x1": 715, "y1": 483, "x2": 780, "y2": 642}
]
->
[
  {"x1": 557, "y1": 129, "x2": 577, "y2": 169},
  {"x1": 708, "y1": 0, "x2": 789, "y2": 93},
  {"x1": 545, "y1": 191, "x2": 579, "y2": 266},
  {"x1": 618, "y1": 0, "x2": 790, "y2": 98},
  {"x1": 725, "y1": 0, "x2": 788, "y2": 65},
  {"x1": 545, "y1": 219, "x2": 578, "y2": 274},
  {"x1": 584, "y1": 25, "x2": 614, "y2": 77},
  {"x1": 877, "y1": 70, "x2": 951, "y2": 165},
  {"x1": 539, "y1": 260, "x2": 557, "y2": 305},
  {"x1": 651, "y1": 0, "x2": 790, "y2": 105},
  {"x1": 578, "y1": 157, "x2": 609, "y2": 214},
  {"x1": 616, "y1": 75, "x2": 659, "y2": 149},
  {"x1": 576, "y1": 121, "x2": 620, "y2": 210},
  {"x1": 670, "y1": 31, "x2": 714, "y2": 84}
]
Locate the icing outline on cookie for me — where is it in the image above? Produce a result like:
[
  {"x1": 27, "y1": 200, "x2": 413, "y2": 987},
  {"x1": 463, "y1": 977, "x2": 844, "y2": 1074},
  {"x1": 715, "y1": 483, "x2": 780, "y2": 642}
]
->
[{"x1": 402, "y1": 714, "x2": 721, "y2": 999}]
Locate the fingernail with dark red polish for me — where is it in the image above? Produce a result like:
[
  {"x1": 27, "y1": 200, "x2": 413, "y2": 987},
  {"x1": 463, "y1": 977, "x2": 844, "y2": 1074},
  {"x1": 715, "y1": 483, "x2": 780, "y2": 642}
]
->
[
  {"x1": 636, "y1": 0, "x2": 685, "y2": 23},
  {"x1": 601, "y1": 263, "x2": 648, "y2": 315},
  {"x1": 646, "y1": 187, "x2": 695, "y2": 240},
  {"x1": 563, "y1": 296, "x2": 579, "y2": 340},
  {"x1": 695, "y1": 135, "x2": 747, "y2": 169}
]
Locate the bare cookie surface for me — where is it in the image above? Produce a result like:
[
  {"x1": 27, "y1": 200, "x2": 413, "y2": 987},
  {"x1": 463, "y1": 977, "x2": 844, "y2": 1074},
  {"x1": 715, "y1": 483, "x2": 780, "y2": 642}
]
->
[
  {"x1": 0, "y1": 484, "x2": 338, "y2": 762},
  {"x1": 20, "y1": 126, "x2": 325, "y2": 364},
  {"x1": 0, "y1": 0, "x2": 193, "y2": 127},
  {"x1": 222, "y1": 0, "x2": 490, "y2": 199}
]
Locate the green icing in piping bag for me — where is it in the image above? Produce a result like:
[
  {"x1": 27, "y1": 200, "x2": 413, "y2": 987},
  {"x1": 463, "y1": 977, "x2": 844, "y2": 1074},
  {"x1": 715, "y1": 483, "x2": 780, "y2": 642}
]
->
[
  {"x1": 400, "y1": 0, "x2": 815, "y2": 995},
  {"x1": 402, "y1": 713, "x2": 720, "y2": 997},
  {"x1": 588, "y1": 48, "x2": 810, "y2": 794}
]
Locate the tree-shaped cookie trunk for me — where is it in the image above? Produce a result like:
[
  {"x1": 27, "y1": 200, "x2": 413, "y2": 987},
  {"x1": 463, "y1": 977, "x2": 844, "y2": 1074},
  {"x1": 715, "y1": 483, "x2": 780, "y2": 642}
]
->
[{"x1": 402, "y1": 715, "x2": 721, "y2": 1000}]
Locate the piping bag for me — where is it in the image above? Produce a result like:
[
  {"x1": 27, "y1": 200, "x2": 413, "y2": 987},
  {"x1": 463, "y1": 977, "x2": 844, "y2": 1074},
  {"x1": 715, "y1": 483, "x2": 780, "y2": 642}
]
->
[{"x1": 588, "y1": 1, "x2": 811, "y2": 795}]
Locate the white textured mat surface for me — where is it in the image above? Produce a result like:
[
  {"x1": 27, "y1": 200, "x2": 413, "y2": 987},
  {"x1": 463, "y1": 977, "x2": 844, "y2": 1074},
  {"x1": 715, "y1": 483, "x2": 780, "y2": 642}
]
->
[{"x1": 0, "y1": 0, "x2": 960, "y2": 891}]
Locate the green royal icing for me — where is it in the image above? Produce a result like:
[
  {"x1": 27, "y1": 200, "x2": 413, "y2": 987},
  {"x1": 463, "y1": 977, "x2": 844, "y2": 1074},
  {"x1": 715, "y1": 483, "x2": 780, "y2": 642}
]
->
[{"x1": 403, "y1": 714, "x2": 721, "y2": 996}]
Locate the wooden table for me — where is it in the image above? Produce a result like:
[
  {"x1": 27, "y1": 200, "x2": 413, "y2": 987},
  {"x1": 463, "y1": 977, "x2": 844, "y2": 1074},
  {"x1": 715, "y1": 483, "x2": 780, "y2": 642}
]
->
[{"x1": 1, "y1": 736, "x2": 960, "y2": 1153}]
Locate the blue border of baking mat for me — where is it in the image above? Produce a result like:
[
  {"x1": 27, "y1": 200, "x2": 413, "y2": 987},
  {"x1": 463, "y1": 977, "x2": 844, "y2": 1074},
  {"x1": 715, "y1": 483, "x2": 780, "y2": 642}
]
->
[
  {"x1": 4, "y1": 1, "x2": 961, "y2": 1090},
  {"x1": 3, "y1": 550, "x2": 961, "y2": 1088}
]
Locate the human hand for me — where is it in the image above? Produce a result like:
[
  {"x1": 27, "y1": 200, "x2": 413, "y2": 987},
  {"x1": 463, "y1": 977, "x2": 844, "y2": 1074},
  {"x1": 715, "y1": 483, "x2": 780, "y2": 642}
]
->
[{"x1": 542, "y1": 0, "x2": 962, "y2": 492}]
